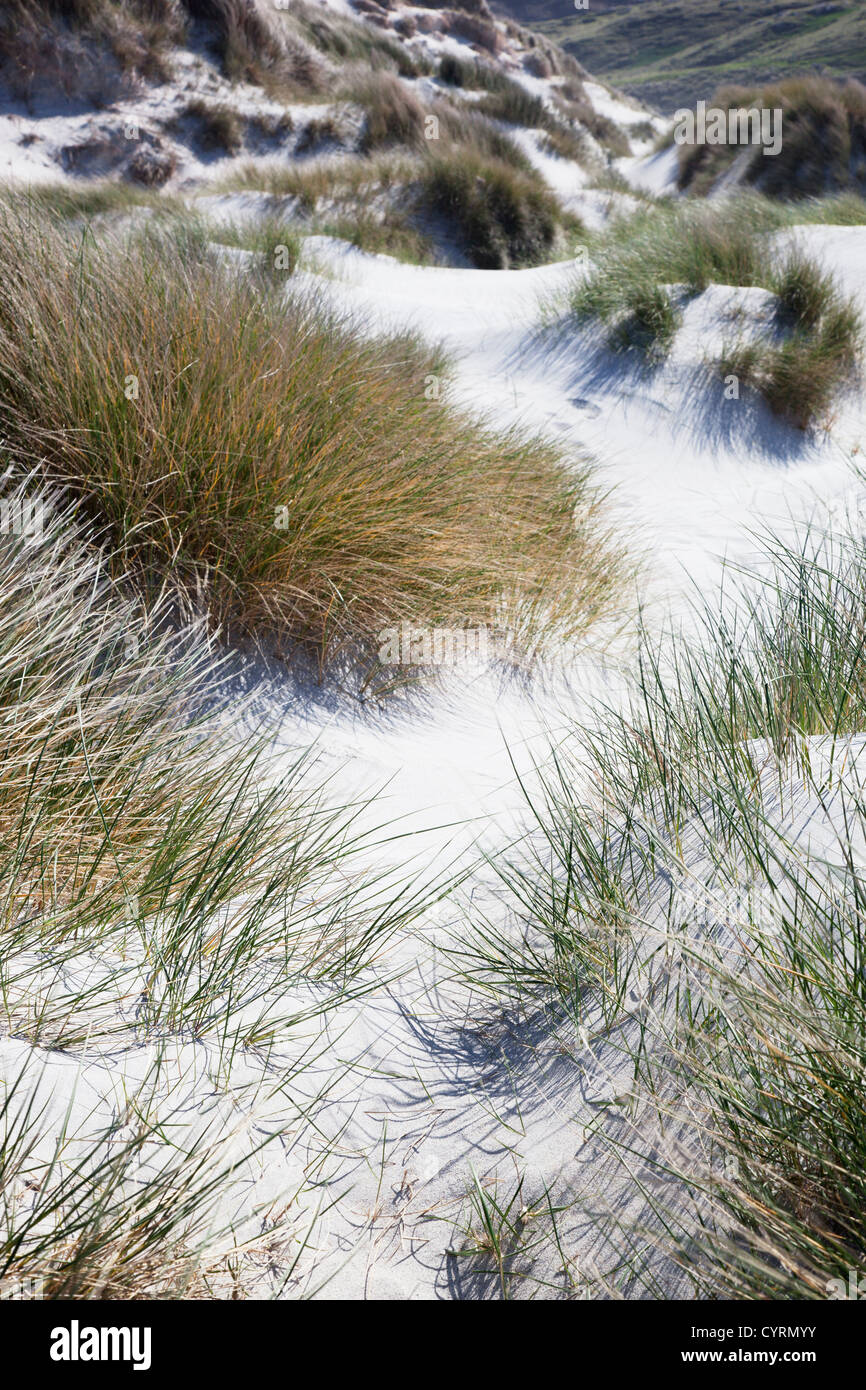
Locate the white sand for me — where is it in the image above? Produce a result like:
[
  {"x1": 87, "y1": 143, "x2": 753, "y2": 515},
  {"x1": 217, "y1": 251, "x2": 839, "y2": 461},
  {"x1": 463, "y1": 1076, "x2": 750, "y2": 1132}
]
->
[
  {"x1": 3, "y1": 1, "x2": 866, "y2": 1300},
  {"x1": 5, "y1": 223, "x2": 864, "y2": 1297}
]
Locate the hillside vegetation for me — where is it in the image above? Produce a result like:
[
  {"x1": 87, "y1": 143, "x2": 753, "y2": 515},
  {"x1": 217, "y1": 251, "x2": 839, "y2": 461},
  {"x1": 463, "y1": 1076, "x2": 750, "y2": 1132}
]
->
[
  {"x1": 496, "y1": 0, "x2": 866, "y2": 110},
  {"x1": 0, "y1": 0, "x2": 646, "y2": 268},
  {"x1": 674, "y1": 75, "x2": 866, "y2": 201}
]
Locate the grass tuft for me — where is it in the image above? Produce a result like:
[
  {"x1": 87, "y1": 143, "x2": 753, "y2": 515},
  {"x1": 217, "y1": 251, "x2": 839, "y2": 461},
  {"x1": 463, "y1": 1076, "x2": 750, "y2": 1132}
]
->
[
  {"x1": 419, "y1": 151, "x2": 561, "y2": 270},
  {"x1": 569, "y1": 199, "x2": 861, "y2": 420},
  {"x1": 474, "y1": 524, "x2": 866, "y2": 1297},
  {"x1": 676, "y1": 75, "x2": 866, "y2": 200},
  {"x1": 0, "y1": 202, "x2": 620, "y2": 674},
  {"x1": 610, "y1": 282, "x2": 681, "y2": 360},
  {"x1": 173, "y1": 97, "x2": 245, "y2": 154}
]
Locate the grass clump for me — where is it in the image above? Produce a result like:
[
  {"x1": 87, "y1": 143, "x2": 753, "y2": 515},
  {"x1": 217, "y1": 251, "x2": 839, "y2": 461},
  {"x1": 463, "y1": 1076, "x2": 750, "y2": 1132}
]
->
[
  {"x1": 0, "y1": 203, "x2": 619, "y2": 674},
  {"x1": 479, "y1": 527, "x2": 866, "y2": 1297},
  {"x1": 719, "y1": 247, "x2": 861, "y2": 426},
  {"x1": 419, "y1": 152, "x2": 561, "y2": 269},
  {"x1": 540, "y1": 125, "x2": 589, "y2": 164},
  {"x1": 437, "y1": 52, "x2": 510, "y2": 93},
  {"x1": 772, "y1": 249, "x2": 838, "y2": 329},
  {"x1": 570, "y1": 200, "x2": 861, "y2": 420},
  {"x1": 676, "y1": 76, "x2": 866, "y2": 199},
  {"x1": 184, "y1": 0, "x2": 321, "y2": 94},
  {"x1": 448, "y1": 1169, "x2": 547, "y2": 1300},
  {"x1": 610, "y1": 282, "x2": 680, "y2": 360},
  {"x1": 294, "y1": 112, "x2": 343, "y2": 155},
  {"x1": 478, "y1": 81, "x2": 550, "y2": 131},
  {"x1": 176, "y1": 97, "x2": 245, "y2": 154},
  {"x1": 442, "y1": 9, "x2": 502, "y2": 56},
  {"x1": 285, "y1": 0, "x2": 430, "y2": 79},
  {"x1": 355, "y1": 71, "x2": 426, "y2": 154},
  {"x1": 721, "y1": 299, "x2": 861, "y2": 428}
]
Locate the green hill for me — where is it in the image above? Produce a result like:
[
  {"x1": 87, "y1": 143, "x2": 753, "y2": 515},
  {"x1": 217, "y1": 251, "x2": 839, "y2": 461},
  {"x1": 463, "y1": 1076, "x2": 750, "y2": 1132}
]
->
[{"x1": 494, "y1": 0, "x2": 866, "y2": 112}]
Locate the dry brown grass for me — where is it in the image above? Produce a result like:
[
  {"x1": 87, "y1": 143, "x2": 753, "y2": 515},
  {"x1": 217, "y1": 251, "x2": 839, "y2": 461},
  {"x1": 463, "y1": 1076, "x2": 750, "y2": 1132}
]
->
[
  {"x1": 212, "y1": 149, "x2": 413, "y2": 206},
  {"x1": 0, "y1": 204, "x2": 621, "y2": 675},
  {"x1": 184, "y1": 0, "x2": 322, "y2": 93},
  {"x1": 353, "y1": 70, "x2": 426, "y2": 153},
  {"x1": 173, "y1": 96, "x2": 245, "y2": 153},
  {"x1": 442, "y1": 8, "x2": 502, "y2": 56},
  {"x1": 677, "y1": 75, "x2": 866, "y2": 199},
  {"x1": 0, "y1": 0, "x2": 185, "y2": 102}
]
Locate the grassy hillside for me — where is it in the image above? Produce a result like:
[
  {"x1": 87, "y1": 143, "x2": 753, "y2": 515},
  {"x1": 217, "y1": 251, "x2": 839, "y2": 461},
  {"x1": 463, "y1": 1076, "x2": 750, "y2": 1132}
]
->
[{"x1": 494, "y1": 0, "x2": 866, "y2": 111}]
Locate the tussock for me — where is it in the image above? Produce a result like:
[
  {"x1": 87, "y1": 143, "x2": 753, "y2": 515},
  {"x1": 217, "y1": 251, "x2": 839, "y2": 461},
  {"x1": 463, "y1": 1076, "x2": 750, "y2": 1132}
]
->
[
  {"x1": 569, "y1": 199, "x2": 861, "y2": 424},
  {"x1": 676, "y1": 76, "x2": 866, "y2": 199},
  {"x1": 0, "y1": 203, "x2": 620, "y2": 673}
]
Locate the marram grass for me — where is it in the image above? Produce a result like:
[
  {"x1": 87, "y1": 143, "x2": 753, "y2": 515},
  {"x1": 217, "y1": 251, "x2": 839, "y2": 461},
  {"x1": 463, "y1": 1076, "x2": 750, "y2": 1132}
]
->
[
  {"x1": 568, "y1": 197, "x2": 861, "y2": 424},
  {"x1": 0, "y1": 203, "x2": 621, "y2": 677},
  {"x1": 460, "y1": 524, "x2": 866, "y2": 1297},
  {"x1": 0, "y1": 490, "x2": 424, "y2": 1297}
]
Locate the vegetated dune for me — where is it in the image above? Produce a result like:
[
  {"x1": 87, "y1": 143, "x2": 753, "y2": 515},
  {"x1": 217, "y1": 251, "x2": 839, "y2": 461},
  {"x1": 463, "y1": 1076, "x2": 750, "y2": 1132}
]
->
[
  {"x1": 494, "y1": 0, "x2": 866, "y2": 112},
  {"x1": 0, "y1": 0, "x2": 661, "y2": 261},
  {"x1": 2, "y1": 0, "x2": 866, "y2": 1304},
  {"x1": 673, "y1": 75, "x2": 866, "y2": 201}
]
